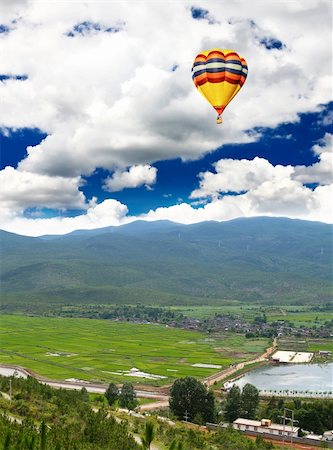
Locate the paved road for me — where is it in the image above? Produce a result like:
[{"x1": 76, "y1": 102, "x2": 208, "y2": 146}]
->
[
  {"x1": 0, "y1": 338, "x2": 276, "y2": 406},
  {"x1": 0, "y1": 364, "x2": 168, "y2": 400}
]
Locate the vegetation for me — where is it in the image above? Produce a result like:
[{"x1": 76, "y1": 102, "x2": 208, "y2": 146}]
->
[
  {"x1": 141, "y1": 421, "x2": 155, "y2": 450},
  {"x1": 241, "y1": 383, "x2": 260, "y2": 419},
  {"x1": 0, "y1": 376, "x2": 139, "y2": 449},
  {"x1": 0, "y1": 315, "x2": 269, "y2": 385},
  {"x1": 259, "y1": 396, "x2": 333, "y2": 435},
  {"x1": 224, "y1": 384, "x2": 260, "y2": 422},
  {"x1": 0, "y1": 375, "x2": 279, "y2": 450},
  {"x1": 105, "y1": 382, "x2": 119, "y2": 406},
  {"x1": 169, "y1": 377, "x2": 216, "y2": 424},
  {"x1": 118, "y1": 383, "x2": 138, "y2": 410},
  {"x1": 224, "y1": 385, "x2": 242, "y2": 422},
  {"x1": 2, "y1": 218, "x2": 332, "y2": 309}
]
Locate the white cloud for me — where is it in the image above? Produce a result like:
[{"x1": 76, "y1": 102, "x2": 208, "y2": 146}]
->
[
  {"x1": 191, "y1": 157, "x2": 293, "y2": 198},
  {"x1": 0, "y1": 166, "x2": 86, "y2": 214},
  {"x1": 0, "y1": 0, "x2": 331, "y2": 179},
  {"x1": 0, "y1": 199, "x2": 130, "y2": 236},
  {"x1": 293, "y1": 133, "x2": 333, "y2": 185},
  {"x1": 190, "y1": 134, "x2": 332, "y2": 207},
  {"x1": 103, "y1": 164, "x2": 157, "y2": 192},
  {"x1": 143, "y1": 182, "x2": 332, "y2": 225},
  {"x1": 0, "y1": 0, "x2": 332, "y2": 234}
]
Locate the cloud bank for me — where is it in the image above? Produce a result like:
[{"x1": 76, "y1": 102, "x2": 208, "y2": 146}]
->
[{"x1": 0, "y1": 0, "x2": 332, "y2": 235}]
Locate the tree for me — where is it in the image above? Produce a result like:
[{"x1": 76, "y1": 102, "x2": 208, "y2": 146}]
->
[
  {"x1": 169, "y1": 441, "x2": 184, "y2": 450},
  {"x1": 81, "y1": 387, "x2": 89, "y2": 402},
  {"x1": 241, "y1": 383, "x2": 259, "y2": 419},
  {"x1": 203, "y1": 391, "x2": 216, "y2": 423},
  {"x1": 224, "y1": 385, "x2": 241, "y2": 422},
  {"x1": 118, "y1": 383, "x2": 138, "y2": 410},
  {"x1": 40, "y1": 420, "x2": 47, "y2": 450},
  {"x1": 141, "y1": 421, "x2": 155, "y2": 450},
  {"x1": 169, "y1": 377, "x2": 216, "y2": 423},
  {"x1": 105, "y1": 383, "x2": 119, "y2": 406},
  {"x1": 3, "y1": 430, "x2": 11, "y2": 450}
]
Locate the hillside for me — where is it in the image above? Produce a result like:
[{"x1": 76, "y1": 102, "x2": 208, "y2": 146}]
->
[{"x1": 1, "y1": 217, "x2": 332, "y2": 309}]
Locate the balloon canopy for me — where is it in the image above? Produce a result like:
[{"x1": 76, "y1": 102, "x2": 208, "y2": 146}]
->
[{"x1": 192, "y1": 48, "x2": 248, "y2": 124}]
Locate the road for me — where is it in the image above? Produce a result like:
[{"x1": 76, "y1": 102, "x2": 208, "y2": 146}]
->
[
  {"x1": 204, "y1": 337, "x2": 277, "y2": 387},
  {"x1": 0, "y1": 338, "x2": 276, "y2": 407}
]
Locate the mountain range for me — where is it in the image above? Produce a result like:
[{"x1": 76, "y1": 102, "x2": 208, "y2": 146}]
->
[{"x1": 1, "y1": 217, "x2": 332, "y2": 310}]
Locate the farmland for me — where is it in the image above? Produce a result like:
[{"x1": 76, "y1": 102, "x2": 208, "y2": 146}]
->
[
  {"x1": 0, "y1": 315, "x2": 269, "y2": 386},
  {"x1": 171, "y1": 303, "x2": 332, "y2": 328}
]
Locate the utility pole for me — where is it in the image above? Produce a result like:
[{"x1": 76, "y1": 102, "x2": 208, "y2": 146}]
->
[
  {"x1": 278, "y1": 408, "x2": 298, "y2": 446},
  {"x1": 9, "y1": 378, "x2": 12, "y2": 402},
  {"x1": 184, "y1": 410, "x2": 189, "y2": 422}
]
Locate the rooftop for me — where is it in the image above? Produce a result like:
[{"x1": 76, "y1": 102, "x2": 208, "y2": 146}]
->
[
  {"x1": 234, "y1": 418, "x2": 299, "y2": 433},
  {"x1": 272, "y1": 350, "x2": 313, "y2": 363}
]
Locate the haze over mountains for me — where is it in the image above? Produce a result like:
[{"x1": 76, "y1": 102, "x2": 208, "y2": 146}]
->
[{"x1": 1, "y1": 217, "x2": 332, "y2": 309}]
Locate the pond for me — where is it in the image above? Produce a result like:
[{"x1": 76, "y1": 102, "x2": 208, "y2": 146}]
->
[{"x1": 233, "y1": 362, "x2": 333, "y2": 397}]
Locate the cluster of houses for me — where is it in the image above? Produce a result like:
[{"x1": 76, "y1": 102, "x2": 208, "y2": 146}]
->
[
  {"x1": 165, "y1": 313, "x2": 332, "y2": 340},
  {"x1": 232, "y1": 418, "x2": 333, "y2": 445}
]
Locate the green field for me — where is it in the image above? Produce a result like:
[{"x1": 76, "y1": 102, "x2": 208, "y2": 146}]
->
[
  {"x1": 171, "y1": 304, "x2": 332, "y2": 328},
  {"x1": 278, "y1": 337, "x2": 333, "y2": 356},
  {"x1": 0, "y1": 315, "x2": 269, "y2": 385}
]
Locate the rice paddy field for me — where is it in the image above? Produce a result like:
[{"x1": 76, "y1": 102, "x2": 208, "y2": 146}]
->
[{"x1": 0, "y1": 315, "x2": 269, "y2": 386}]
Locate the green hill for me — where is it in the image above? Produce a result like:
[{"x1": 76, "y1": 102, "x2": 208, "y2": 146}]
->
[{"x1": 1, "y1": 217, "x2": 332, "y2": 309}]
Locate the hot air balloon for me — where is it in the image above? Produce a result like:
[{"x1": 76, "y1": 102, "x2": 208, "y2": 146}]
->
[{"x1": 192, "y1": 48, "x2": 248, "y2": 124}]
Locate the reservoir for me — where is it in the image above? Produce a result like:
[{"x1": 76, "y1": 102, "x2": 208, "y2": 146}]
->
[{"x1": 234, "y1": 363, "x2": 333, "y2": 397}]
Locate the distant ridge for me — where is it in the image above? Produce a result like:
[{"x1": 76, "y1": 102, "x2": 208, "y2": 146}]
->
[{"x1": 1, "y1": 217, "x2": 332, "y2": 309}]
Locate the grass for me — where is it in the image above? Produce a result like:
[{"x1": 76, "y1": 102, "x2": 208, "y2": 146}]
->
[
  {"x1": 278, "y1": 337, "x2": 333, "y2": 357},
  {"x1": 170, "y1": 304, "x2": 332, "y2": 329},
  {"x1": 0, "y1": 315, "x2": 269, "y2": 386}
]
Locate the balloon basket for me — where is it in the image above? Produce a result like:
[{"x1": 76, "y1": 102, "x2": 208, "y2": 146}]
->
[{"x1": 216, "y1": 116, "x2": 222, "y2": 124}]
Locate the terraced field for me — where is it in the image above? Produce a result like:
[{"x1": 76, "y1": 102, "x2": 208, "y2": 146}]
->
[{"x1": 0, "y1": 315, "x2": 269, "y2": 385}]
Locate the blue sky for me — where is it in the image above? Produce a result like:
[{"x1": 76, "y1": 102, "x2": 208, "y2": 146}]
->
[{"x1": 0, "y1": 1, "x2": 332, "y2": 235}]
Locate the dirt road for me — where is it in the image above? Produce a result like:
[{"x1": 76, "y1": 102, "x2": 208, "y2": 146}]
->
[{"x1": 204, "y1": 337, "x2": 277, "y2": 387}]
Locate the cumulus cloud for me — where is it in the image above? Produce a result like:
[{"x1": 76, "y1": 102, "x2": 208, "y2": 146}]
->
[
  {"x1": 293, "y1": 133, "x2": 333, "y2": 185},
  {"x1": 0, "y1": 166, "x2": 86, "y2": 213},
  {"x1": 0, "y1": 0, "x2": 331, "y2": 179},
  {"x1": 143, "y1": 182, "x2": 332, "y2": 225},
  {"x1": 2, "y1": 139, "x2": 331, "y2": 236},
  {"x1": 103, "y1": 164, "x2": 157, "y2": 192},
  {"x1": 190, "y1": 134, "x2": 333, "y2": 204},
  {"x1": 0, "y1": 0, "x2": 332, "y2": 235},
  {"x1": 0, "y1": 199, "x2": 130, "y2": 236},
  {"x1": 191, "y1": 158, "x2": 293, "y2": 198}
]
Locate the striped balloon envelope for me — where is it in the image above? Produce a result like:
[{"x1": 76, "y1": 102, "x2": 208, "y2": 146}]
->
[{"x1": 192, "y1": 48, "x2": 248, "y2": 123}]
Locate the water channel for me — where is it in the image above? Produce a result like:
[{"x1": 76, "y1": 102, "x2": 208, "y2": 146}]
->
[{"x1": 233, "y1": 362, "x2": 333, "y2": 397}]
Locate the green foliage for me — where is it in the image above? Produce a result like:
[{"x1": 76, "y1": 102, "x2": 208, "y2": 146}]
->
[
  {"x1": 168, "y1": 441, "x2": 183, "y2": 450},
  {"x1": 81, "y1": 387, "x2": 89, "y2": 403},
  {"x1": 0, "y1": 315, "x2": 268, "y2": 386},
  {"x1": 105, "y1": 383, "x2": 119, "y2": 406},
  {"x1": 39, "y1": 420, "x2": 47, "y2": 450},
  {"x1": 263, "y1": 398, "x2": 333, "y2": 435},
  {"x1": 225, "y1": 383, "x2": 259, "y2": 422},
  {"x1": 169, "y1": 377, "x2": 216, "y2": 423},
  {"x1": 119, "y1": 383, "x2": 138, "y2": 410},
  {"x1": 141, "y1": 421, "x2": 155, "y2": 450},
  {"x1": 224, "y1": 385, "x2": 242, "y2": 422},
  {"x1": 0, "y1": 376, "x2": 140, "y2": 450},
  {"x1": 241, "y1": 383, "x2": 259, "y2": 418},
  {"x1": 1, "y1": 218, "x2": 332, "y2": 309}
]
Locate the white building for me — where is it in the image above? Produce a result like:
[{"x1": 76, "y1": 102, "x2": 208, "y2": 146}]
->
[
  {"x1": 233, "y1": 418, "x2": 299, "y2": 438},
  {"x1": 323, "y1": 431, "x2": 333, "y2": 441},
  {"x1": 271, "y1": 351, "x2": 313, "y2": 363}
]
